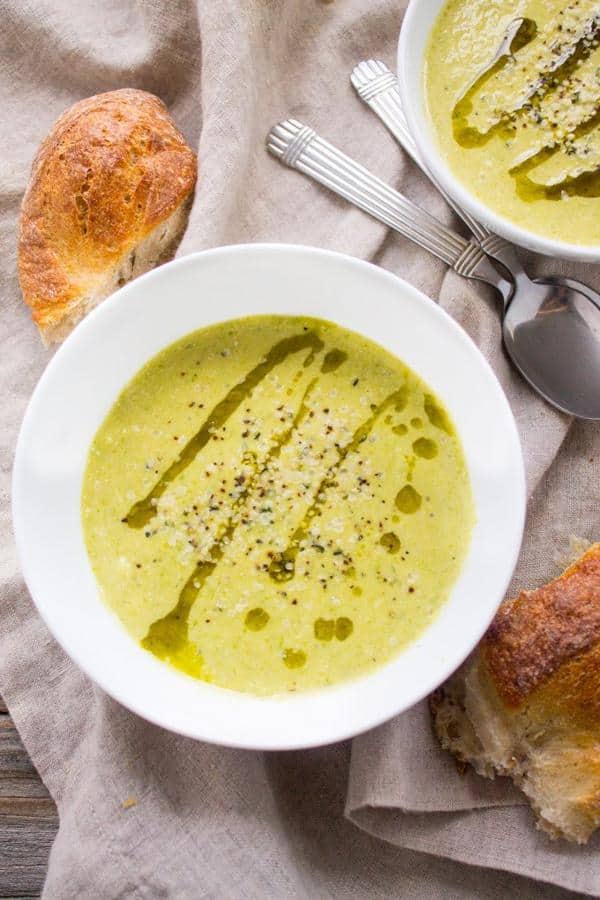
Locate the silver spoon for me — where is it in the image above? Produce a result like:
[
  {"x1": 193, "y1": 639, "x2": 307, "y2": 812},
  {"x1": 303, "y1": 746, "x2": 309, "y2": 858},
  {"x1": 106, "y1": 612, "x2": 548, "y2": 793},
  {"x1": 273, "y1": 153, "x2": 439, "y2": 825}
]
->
[
  {"x1": 350, "y1": 60, "x2": 600, "y2": 421},
  {"x1": 456, "y1": 13, "x2": 599, "y2": 132},
  {"x1": 455, "y1": 16, "x2": 532, "y2": 103},
  {"x1": 266, "y1": 118, "x2": 600, "y2": 420}
]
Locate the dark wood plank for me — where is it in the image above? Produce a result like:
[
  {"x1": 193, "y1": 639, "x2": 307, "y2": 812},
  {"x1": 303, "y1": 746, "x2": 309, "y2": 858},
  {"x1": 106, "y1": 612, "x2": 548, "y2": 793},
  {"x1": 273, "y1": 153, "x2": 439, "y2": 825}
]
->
[
  {"x1": 0, "y1": 719, "x2": 52, "y2": 795},
  {"x1": 0, "y1": 804, "x2": 57, "y2": 898},
  {"x1": 0, "y1": 700, "x2": 57, "y2": 898},
  {"x1": 0, "y1": 717, "x2": 44, "y2": 774},
  {"x1": 0, "y1": 777, "x2": 50, "y2": 801}
]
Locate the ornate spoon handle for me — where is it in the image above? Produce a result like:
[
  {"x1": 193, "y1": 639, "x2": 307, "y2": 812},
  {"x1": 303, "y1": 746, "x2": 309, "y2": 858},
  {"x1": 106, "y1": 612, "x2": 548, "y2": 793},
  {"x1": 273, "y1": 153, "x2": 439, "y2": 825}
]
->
[
  {"x1": 351, "y1": 59, "x2": 490, "y2": 243},
  {"x1": 266, "y1": 118, "x2": 512, "y2": 298},
  {"x1": 350, "y1": 59, "x2": 526, "y2": 286}
]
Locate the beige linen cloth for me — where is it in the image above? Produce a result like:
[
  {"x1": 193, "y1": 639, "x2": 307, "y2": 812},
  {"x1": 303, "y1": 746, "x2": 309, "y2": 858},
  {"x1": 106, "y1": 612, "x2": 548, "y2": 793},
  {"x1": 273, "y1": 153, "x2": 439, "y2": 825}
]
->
[{"x1": 1, "y1": 1, "x2": 598, "y2": 897}]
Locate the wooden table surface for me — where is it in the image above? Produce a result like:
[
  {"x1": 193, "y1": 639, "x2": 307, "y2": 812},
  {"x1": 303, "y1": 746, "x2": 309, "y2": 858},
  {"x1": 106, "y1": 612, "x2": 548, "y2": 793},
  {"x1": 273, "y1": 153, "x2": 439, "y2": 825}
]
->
[{"x1": 0, "y1": 695, "x2": 57, "y2": 899}]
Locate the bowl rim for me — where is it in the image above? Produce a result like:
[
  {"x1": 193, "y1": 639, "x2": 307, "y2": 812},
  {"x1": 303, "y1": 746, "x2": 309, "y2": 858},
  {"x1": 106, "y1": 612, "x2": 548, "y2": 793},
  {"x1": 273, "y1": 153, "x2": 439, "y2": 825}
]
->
[
  {"x1": 12, "y1": 242, "x2": 526, "y2": 749},
  {"x1": 397, "y1": 0, "x2": 600, "y2": 264}
]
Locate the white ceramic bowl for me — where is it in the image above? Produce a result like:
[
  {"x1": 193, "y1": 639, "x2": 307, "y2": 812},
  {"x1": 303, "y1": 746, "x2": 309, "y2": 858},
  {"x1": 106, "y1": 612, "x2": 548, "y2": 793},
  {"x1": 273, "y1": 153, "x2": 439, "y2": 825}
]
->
[
  {"x1": 12, "y1": 244, "x2": 525, "y2": 750},
  {"x1": 398, "y1": 0, "x2": 600, "y2": 263}
]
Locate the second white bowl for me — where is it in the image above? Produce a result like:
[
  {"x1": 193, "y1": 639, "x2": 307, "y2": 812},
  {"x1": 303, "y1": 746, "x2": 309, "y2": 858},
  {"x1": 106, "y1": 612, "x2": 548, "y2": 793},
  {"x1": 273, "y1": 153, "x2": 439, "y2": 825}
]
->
[{"x1": 397, "y1": 0, "x2": 600, "y2": 263}]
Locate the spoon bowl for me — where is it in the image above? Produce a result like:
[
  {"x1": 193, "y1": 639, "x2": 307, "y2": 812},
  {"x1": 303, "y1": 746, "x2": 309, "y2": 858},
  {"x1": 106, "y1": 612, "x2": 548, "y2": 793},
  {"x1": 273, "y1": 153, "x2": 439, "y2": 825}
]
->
[{"x1": 504, "y1": 277, "x2": 600, "y2": 420}]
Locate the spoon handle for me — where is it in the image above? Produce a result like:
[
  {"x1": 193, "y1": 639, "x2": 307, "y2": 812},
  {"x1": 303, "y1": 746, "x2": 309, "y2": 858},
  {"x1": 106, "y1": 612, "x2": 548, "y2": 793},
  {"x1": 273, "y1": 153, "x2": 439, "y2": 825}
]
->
[
  {"x1": 351, "y1": 60, "x2": 490, "y2": 243},
  {"x1": 267, "y1": 119, "x2": 511, "y2": 294},
  {"x1": 351, "y1": 60, "x2": 523, "y2": 290}
]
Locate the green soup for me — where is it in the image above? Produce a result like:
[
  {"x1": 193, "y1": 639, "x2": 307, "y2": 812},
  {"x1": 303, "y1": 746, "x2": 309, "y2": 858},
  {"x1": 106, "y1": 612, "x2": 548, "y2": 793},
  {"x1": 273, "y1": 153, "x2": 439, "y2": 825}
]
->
[
  {"x1": 82, "y1": 316, "x2": 474, "y2": 695},
  {"x1": 425, "y1": 0, "x2": 600, "y2": 245}
]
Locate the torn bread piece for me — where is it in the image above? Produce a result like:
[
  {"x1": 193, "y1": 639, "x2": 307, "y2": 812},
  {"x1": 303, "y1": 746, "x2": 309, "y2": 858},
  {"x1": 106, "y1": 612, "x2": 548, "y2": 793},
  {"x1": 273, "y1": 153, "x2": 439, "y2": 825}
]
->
[
  {"x1": 431, "y1": 542, "x2": 600, "y2": 843},
  {"x1": 18, "y1": 89, "x2": 197, "y2": 344}
]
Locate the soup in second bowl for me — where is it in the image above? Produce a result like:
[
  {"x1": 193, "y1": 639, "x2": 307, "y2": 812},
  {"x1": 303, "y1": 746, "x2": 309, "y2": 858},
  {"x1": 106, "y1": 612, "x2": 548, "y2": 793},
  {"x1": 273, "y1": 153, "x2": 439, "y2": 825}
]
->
[
  {"x1": 82, "y1": 315, "x2": 474, "y2": 695},
  {"x1": 425, "y1": 0, "x2": 600, "y2": 246}
]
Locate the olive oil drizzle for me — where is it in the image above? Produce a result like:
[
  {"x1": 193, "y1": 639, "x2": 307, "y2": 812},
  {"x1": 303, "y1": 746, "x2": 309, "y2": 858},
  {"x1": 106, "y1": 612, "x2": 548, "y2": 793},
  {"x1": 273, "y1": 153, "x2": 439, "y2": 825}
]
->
[
  {"x1": 511, "y1": 107, "x2": 600, "y2": 200},
  {"x1": 125, "y1": 331, "x2": 324, "y2": 529},
  {"x1": 453, "y1": 63, "x2": 520, "y2": 149},
  {"x1": 136, "y1": 342, "x2": 452, "y2": 679},
  {"x1": 452, "y1": 18, "x2": 538, "y2": 148},
  {"x1": 141, "y1": 526, "x2": 229, "y2": 675},
  {"x1": 321, "y1": 348, "x2": 348, "y2": 373},
  {"x1": 423, "y1": 394, "x2": 453, "y2": 434},
  {"x1": 452, "y1": 9, "x2": 600, "y2": 197},
  {"x1": 268, "y1": 386, "x2": 408, "y2": 583},
  {"x1": 141, "y1": 375, "x2": 320, "y2": 672}
]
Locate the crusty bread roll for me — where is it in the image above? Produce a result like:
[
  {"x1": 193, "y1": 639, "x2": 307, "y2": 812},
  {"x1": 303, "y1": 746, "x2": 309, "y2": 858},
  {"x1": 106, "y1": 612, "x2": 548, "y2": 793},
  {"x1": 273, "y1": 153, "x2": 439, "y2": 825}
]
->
[
  {"x1": 18, "y1": 89, "x2": 197, "y2": 344},
  {"x1": 431, "y1": 542, "x2": 600, "y2": 844}
]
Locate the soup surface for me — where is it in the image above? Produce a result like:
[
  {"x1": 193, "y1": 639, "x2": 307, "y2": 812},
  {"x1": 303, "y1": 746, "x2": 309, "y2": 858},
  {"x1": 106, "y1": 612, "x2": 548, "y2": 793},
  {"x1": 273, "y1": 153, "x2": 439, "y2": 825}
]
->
[
  {"x1": 82, "y1": 316, "x2": 474, "y2": 695},
  {"x1": 425, "y1": 0, "x2": 600, "y2": 245}
]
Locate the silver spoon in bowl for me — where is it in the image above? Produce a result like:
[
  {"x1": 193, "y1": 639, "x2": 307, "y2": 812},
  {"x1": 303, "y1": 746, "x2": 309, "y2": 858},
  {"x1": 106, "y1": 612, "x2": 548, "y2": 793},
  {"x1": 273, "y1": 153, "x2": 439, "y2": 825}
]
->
[
  {"x1": 266, "y1": 117, "x2": 600, "y2": 420},
  {"x1": 454, "y1": 15, "x2": 534, "y2": 103},
  {"x1": 349, "y1": 60, "x2": 600, "y2": 420}
]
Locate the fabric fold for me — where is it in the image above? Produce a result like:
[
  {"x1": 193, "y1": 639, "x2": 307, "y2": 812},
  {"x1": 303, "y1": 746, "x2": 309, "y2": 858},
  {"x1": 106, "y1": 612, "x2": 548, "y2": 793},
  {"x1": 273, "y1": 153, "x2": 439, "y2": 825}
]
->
[
  {"x1": 348, "y1": 805, "x2": 600, "y2": 898},
  {"x1": 1, "y1": 0, "x2": 598, "y2": 897}
]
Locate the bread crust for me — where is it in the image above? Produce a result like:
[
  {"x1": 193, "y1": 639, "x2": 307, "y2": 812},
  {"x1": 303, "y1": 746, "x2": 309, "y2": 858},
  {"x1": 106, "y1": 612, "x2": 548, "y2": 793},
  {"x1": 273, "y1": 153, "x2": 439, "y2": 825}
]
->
[
  {"x1": 483, "y1": 543, "x2": 600, "y2": 708},
  {"x1": 431, "y1": 543, "x2": 600, "y2": 843},
  {"x1": 18, "y1": 89, "x2": 197, "y2": 338}
]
